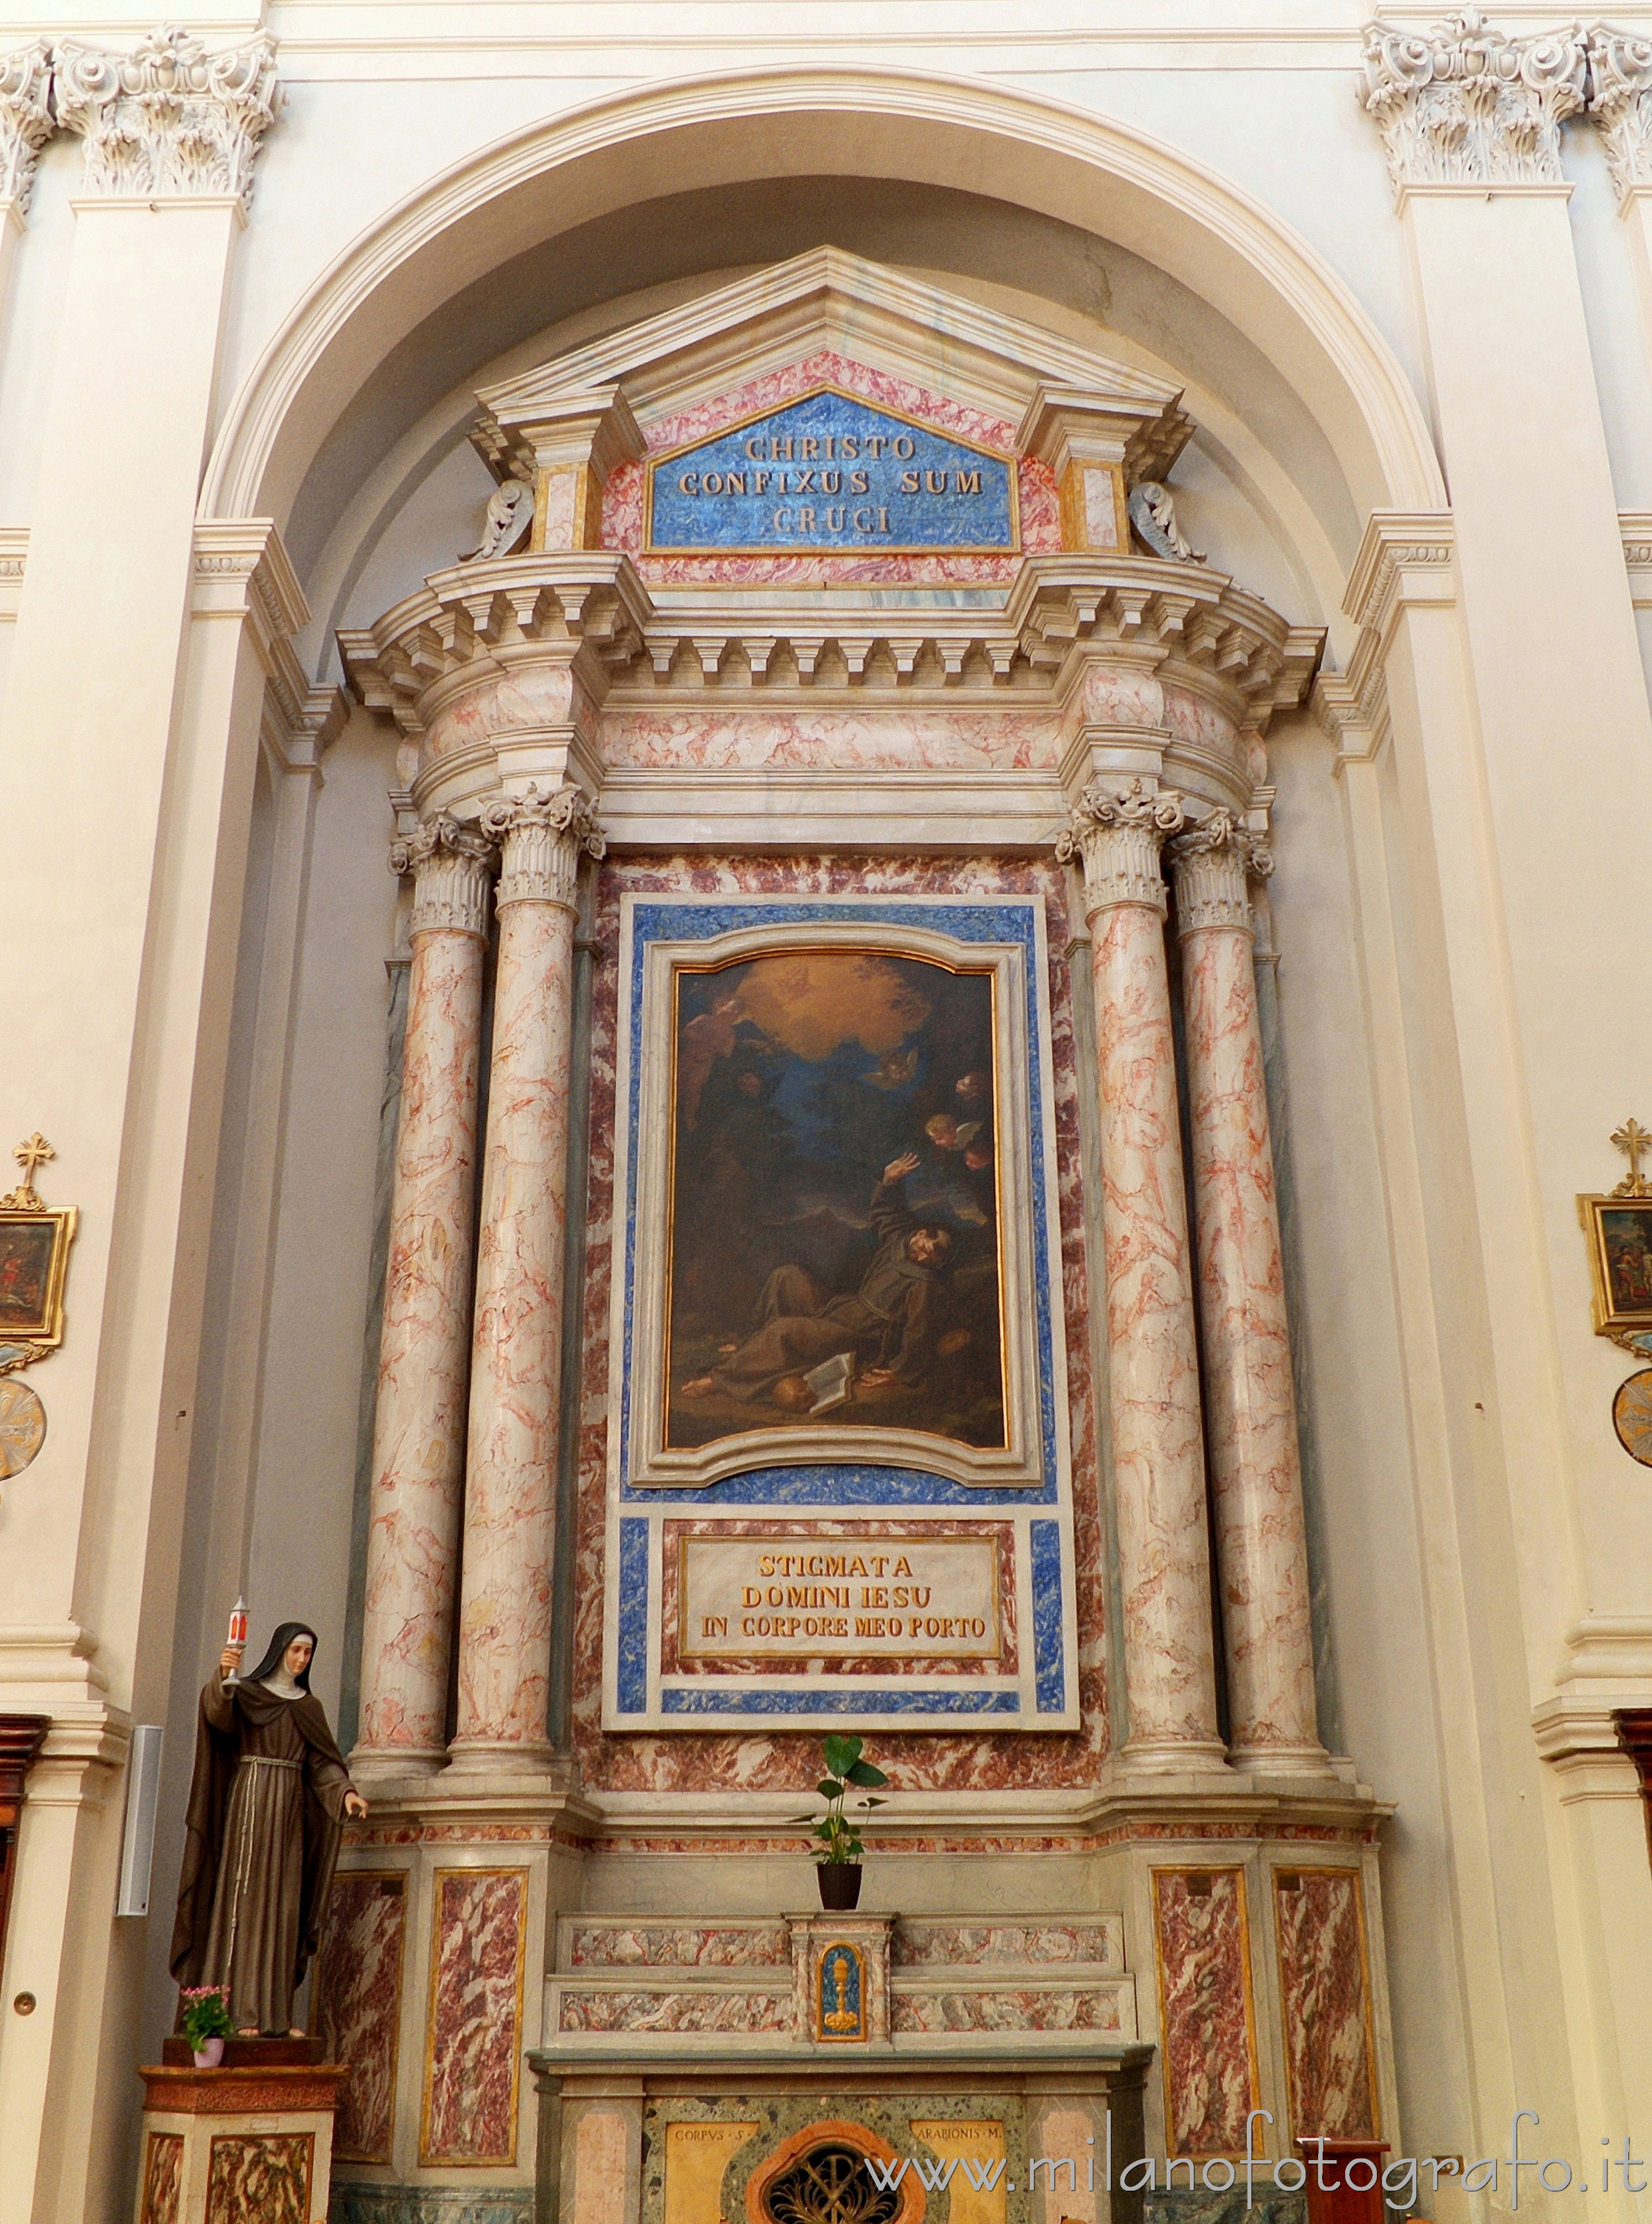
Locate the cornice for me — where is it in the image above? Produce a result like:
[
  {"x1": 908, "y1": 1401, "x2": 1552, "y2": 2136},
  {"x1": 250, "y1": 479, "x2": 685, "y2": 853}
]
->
[
  {"x1": 342, "y1": 550, "x2": 1319, "y2": 748},
  {"x1": 192, "y1": 518, "x2": 308, "y2": 650},
  {"x1": 1342, "y1": 507, "x2": 1455, "y2": 637},
  {"x1": 1621, "y1": 508, "x2": 1652, "y2": 603}
]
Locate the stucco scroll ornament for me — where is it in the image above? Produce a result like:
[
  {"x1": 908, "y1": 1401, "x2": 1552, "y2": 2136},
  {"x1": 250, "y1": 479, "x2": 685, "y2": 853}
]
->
[
  {"x1": 480, "y1": 784, "x2": 605, "y2": 910},
  {"x1": 388, "y1": 813, "x2": 498, "y2": 940},
  {"x1": 1055, "y1": 778, "x2": 1186, "y2": 917},
  {"x1": 1586, "y1": 26, "x2": 1652, "y2": 198},
  {"x1": 1127, "y1": 480, "x2": 1203, "y2": 564},
  {"x1": 54, "y1": 24, "x2": 282, "y2": 203},
  {"x1": 1360, "y1": 10, "x2": 1588, "y2": 190},
  {"x1": 462, "y1": 476, "x2": 537, "y2": 563},
  {"x1": 0, "y1": 43, "x2": 53, "y2": 210}
]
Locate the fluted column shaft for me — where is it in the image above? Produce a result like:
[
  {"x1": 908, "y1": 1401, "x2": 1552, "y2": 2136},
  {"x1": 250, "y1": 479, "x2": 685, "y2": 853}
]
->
[
  {"x1": 354, "y1": 816, "x2": 495, "y2": 1774},
  {"x1": 448, "y1": 786, "x2": 604, "y2": 1769},
  {"x1": 1060, "y1": 781, "x2": 1224, "y2": 1768},
  {"x1": 1171, "y1": 816, "x2": 1322, "y2": 1766}
]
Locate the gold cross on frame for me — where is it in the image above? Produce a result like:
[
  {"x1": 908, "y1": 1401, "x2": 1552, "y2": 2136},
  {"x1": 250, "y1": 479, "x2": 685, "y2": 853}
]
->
[
  {"x1": 1611, "y1": 1118, "x2": 1652, "y2": 1198},
  {"x1": 3, "y1": 1133, "x2": 54, "y2": 1210}
]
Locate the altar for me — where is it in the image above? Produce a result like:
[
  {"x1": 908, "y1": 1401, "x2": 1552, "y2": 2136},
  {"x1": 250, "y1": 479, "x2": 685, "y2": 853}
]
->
[{"x1": 313, "y1": 248, "x2": 1392, "y2": 2223}]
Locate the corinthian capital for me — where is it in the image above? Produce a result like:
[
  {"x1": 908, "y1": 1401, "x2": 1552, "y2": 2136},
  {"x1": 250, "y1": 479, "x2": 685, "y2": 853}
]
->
[
  {"x1": 1360, "y1": 10, "x2": 1587, "y2": 190},
  {"x1": 1168, "y1": 811, "x2": 1274, "y2": 935},
  {"x1": 55, "y1": 24, "x2": 282, "y2": 204},
  {"x1": 1055, "y1": 778, "x2": 1185, "y2": 917},
  {"x1": 479, "y1": 784, "x2": 606, "y2": 909},
  {"x1": 389, "y1": 815, "x2": 497, "y2": 940},
  {"x1": 1588, "y1": 26, "x2": 1652, "y2": 198},
  {"x1": 0, "y1": 43, "x2": 53, "y2": 211}
]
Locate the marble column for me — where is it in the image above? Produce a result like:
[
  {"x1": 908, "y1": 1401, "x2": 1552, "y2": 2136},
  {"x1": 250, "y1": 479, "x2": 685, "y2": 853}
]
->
[
  {"x1": 1170, "y1": 814, "x2": 1322, "y2": 1767},
  {"x1": 353, "y1": 815, "x2": 495, "y2": 1776},
  {"x1": 447, "y1": 785, "x2": 604, "y2": 1771},
  {"x1": 1059, "y1": 780, "x2": 1224, "y2": 1769}
]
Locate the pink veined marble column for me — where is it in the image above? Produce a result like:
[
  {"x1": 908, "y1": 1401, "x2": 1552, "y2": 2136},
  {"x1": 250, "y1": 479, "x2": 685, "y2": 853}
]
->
[
  {"x1": 446, "y1": 786, "x2": 603, "y2": 1772},
  {"x1": 1170, "y1": 813, "x2": 1323, "y2": 1767},
  {"x1": 1059, "y1": 780, "x2": 1225, "y2": 1770},
  {"x1": 353, "y1": 814, "x2": 495, "y2": 1777}
]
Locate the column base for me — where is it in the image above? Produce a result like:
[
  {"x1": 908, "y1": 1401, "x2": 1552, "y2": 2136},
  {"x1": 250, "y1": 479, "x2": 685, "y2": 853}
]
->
[
  {"x1": 1227, "y1": 1740, "x2": 1333, "y2": 1775},
  {"x1": 1119, "y1": 1735, "x2": 1232, "y2": 1775},
  {"x1": 348, "y1": 1744, "x2": 450, "y2": 1787},
  {"x1": 442, "y1": 1738, "x2": 556, "y2": 1777}
]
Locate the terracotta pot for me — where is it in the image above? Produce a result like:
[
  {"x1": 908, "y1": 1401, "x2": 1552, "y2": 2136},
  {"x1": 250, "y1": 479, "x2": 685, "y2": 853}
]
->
[
  {"x1": 816, "y1": 1863, "x2": 862, "y2": 1910},
  {"x1": 192, "y1": 2035, "x2": 225, "y2": 2069}
]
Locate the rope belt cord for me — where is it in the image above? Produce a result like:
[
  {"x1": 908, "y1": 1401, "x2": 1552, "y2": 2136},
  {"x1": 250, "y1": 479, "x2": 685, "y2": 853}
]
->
[{"x1": 236, "y1": 1754, "x2": 302, "y2": 1770}]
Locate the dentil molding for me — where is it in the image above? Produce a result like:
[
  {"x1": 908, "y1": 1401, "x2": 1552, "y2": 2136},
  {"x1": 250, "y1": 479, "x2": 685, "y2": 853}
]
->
[
  {"x1": 1360, "y1": 9, "x2": 1588, "y2": 190},
  {"x1": 0, "y1": 42, "x2": 51, "y2": 210},
  {"x1": 54, "y1": 23, "x2": 281, "y2": 203}
]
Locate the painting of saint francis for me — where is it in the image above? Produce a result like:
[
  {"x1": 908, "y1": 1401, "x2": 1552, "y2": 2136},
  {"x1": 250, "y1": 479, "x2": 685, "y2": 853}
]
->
[{"x1": 666, "y1": 950, "x2": 1006, "y2": 1452}]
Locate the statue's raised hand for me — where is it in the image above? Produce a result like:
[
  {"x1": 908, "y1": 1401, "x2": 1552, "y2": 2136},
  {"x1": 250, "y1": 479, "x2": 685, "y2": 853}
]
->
[{"x1": 219, "y1": 1644, "x2": 245, "y2": 1675}]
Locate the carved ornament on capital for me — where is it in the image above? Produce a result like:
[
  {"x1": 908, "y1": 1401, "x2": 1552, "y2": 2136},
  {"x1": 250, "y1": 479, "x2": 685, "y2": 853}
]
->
[
  {"x1": 479, "y1": 784, "x2": 606, "y2": 909},
  {"x1": 1587, "y1": 26, "x2": 1652, "y2": 197},
  {"x1": 0, "y1": 43, "x2": 52, "y2": 210},
  {"x1": 389, "y1": 815, "x2": 497, "y2": 940},
  {"x1": 1169, "y1": 811, "x2": 1274, "y2": 934},
  {"x1": 1360, "y1": 10, "x2": 1588, "y2": 190},
  {"x1": 54, "y1": 24, "x2": 282, "y2": 203},
  {"x1": 1056, "y1": 778, "x2": 1186, "y2": 917}
]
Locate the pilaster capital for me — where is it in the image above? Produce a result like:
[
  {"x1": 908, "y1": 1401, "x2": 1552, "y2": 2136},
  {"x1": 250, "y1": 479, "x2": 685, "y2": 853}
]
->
[
  {"x1": 54, "y1": 24, "x2": 282, "y2": 205},
  {"x1": 1342, "y1": 511, "x2": 1456, "y2": 637},
  {"x1": 0, "y1": 43, "x2": 52, "y2": 212},
  {"x1": 1586, "y1": 24, "x2": 1652, "y2": 199},
  {"x1": 1359, "y1": 10, "x2": 1588, "y2": 192},
  {"x1": 390, "y1": 814, "x2": 497, "y2": 940},
  {"x1": 1168, "y1": 811, "x2": 1273, "y2": 934},
  {"x1": 1055, "y1": 777, "x2": 1185, "y2": 918},
  {"x1": 479, "y1": 782, "x2": 606, "y2": 909}
]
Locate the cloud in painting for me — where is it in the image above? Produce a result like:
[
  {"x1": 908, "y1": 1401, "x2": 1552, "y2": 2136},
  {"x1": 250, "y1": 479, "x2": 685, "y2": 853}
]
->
[{"x1": 734, "y1": 953, "x2": 931, "y2": 1061}]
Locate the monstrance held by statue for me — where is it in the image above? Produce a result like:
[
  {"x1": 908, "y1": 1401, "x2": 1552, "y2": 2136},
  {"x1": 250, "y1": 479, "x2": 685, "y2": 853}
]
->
[{"x1": 170, "y1": 1621, "x2": 367, "y2": 2036}]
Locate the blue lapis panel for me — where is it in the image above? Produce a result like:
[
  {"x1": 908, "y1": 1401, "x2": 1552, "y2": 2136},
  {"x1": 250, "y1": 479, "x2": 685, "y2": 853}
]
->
[{"x1": 645, "y1": 388, "x2": 1016, "y2": 552}]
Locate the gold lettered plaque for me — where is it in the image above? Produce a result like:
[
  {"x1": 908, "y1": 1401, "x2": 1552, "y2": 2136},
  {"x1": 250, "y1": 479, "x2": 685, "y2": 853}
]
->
[{"x1": 0, "y1": 1134, "x2": 78, "y2": 1379}]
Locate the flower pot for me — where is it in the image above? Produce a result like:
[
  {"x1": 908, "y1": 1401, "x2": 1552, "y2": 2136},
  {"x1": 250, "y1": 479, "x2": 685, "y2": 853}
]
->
[
  {"x1": 817, "y1": 1863, "x2": 862, "y2": 1910},
  {"x1": 192, "y1": 2036, "x2": 226, "y2": 2068}
]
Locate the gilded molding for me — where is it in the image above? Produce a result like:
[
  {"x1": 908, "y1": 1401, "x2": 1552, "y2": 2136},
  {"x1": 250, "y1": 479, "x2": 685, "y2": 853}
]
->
[
  {"x1": 54, "y1": 24, "x2": 281, "y2": 203},
  {"x1": 0, "y1": 42, "x2": 52, "y2": 211},
  {"x1": 1169, "y1": 810, "x2": 1273, "y2": 934},
  {"x1": 1587, "y1": 25, "x2": 1652, "y2": 198},
  {"x1": 479, "y1": 784, "x2": 605, "y2": 909},
  {"x1": 1360, "y1": 10, "x2": 1588, "y2": 190},
  {"x1": 390, "y1": 815, "x2": 497, "y2": 940},
  {"x1": 1056, "y1": 777, "x2": 1185, "y2": 918}
]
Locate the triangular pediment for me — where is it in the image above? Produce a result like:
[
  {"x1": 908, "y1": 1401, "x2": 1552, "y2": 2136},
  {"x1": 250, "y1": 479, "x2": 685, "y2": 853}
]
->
[{"x1": 473, "y1": 247, "x2": 1189, "y2": 475}]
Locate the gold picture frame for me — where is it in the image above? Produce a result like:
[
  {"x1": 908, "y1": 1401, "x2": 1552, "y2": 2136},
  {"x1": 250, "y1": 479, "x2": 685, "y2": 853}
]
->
[
  {"x1": 1577, "y1": 1193, "x2": 1652, "y2": 1346},
  {"x1": 0, "y1": 1206, "x2": 77, "y2": 1362}
]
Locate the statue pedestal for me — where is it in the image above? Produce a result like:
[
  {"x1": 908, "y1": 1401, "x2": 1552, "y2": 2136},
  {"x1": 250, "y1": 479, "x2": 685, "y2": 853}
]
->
[{"x1": 134, "y1": 2050, "x2": 347, "y2": 2224}]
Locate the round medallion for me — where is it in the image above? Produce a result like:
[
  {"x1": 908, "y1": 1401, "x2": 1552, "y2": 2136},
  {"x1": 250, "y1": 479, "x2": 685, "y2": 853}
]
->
[
  {"x1": 1612, "y1": 1369, "x2": 1652, "y2": 1465},
  {"x1": 0, "y1": 1379, "x2": 45, "y2": 1479}
]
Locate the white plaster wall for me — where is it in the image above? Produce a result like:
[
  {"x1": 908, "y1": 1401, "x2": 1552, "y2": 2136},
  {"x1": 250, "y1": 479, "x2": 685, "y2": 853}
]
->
[{"x1": 246, "y1": 704, "x2": 401, "y2": 1726}]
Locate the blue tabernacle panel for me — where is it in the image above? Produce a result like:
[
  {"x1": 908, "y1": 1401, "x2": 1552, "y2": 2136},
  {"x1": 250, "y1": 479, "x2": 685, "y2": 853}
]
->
[
  {"x1": 1030, "y1": 1518, "x2": 1066, "y2": 1712},
  {"x1": 646, "y1": 388, "x2": 1016, "y2": 553},
  {"x1": 616, "y1": 1520, "x2": 650, "y2": 1713}
]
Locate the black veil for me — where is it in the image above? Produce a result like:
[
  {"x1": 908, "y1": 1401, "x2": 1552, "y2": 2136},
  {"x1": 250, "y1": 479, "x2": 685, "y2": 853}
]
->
[{"x1": 241, "y1": 1620, "x2": 318, "y2": 1690}]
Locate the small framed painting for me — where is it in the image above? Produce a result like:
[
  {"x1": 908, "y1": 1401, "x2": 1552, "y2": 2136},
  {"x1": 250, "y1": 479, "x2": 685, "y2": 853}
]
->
[
  {"x1": 1577, "y1": 1195, "x2": 1652, "y2": 1341},
  {"x1": 0, "y1": 1207, "x2": 77, "y2": 1352}
]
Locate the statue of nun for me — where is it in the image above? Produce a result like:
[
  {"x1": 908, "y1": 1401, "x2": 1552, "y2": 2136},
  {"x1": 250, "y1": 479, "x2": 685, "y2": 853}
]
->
[{"x1": 169, "y1": 1622, "x2": 368, "y2": 2036}]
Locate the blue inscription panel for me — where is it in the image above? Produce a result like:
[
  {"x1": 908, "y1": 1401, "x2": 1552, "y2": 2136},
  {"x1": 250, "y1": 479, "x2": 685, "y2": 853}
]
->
[{"x1": 645, "y1": 386, "x2": 1017, "y2": 553}]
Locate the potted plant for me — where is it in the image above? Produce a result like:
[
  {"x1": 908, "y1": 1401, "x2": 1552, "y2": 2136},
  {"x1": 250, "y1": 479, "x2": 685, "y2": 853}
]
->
[
  {"x1": 180, "y1": 1985, "x2": 233, "y2": 2068},
  {"x1": 791, "y1": 1734, "x2": 889, "y2": 1909}
]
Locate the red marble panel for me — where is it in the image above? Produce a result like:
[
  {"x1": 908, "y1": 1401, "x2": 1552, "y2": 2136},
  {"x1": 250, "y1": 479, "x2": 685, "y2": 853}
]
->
[
  {"x1": 1152, "y1": 1868, "x2": 1260, "y2": 2155},
  {"x1": 205, "y1": 2133, "x2": 311, "y2": 2224},
  {"x1": 140, "y1": 2134, "x2": 182, "y2": 2224},
  {"x1": 572, "y1": 855, "x2": 1108, "y2": 1795},
  {"x1": 421, "y1": 1866, "x2": 528, "y2": 2166},
  {"x1": 314, "y1": 1869, "x2": 407, "y2": 2164},
  {"x1": 1274, "y1": 1867, "x2": 1379, "y2": 2139}
]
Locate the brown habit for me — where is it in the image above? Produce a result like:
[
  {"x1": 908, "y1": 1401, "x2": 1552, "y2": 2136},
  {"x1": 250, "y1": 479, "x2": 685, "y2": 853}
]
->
[{"x1": 170, "y1": 1668, "x2": 355, "y2": 2034}]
